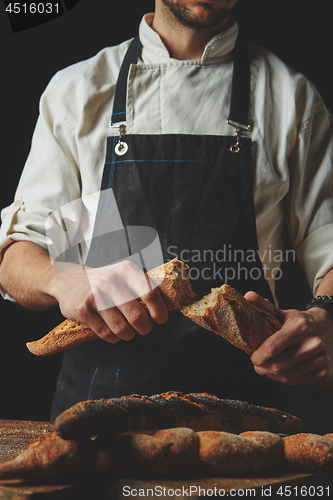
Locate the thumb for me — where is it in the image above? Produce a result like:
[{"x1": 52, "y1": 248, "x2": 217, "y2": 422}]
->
[{"x1": 244, "y1": 291, "x2": 283, "y2": 321}]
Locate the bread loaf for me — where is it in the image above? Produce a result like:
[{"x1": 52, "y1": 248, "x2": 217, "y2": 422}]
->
[
  {"x1": 283, "y1": 433, "x2": 333, "y2": 472},
  {"x1": 240, "y1": 430, "x2": 284, "y2": 471},
  {"x1": 0, "y1": 432, "x2": 93, "y2": 480},
  {"x1": 0, "y1": 427, "x2": 288, "y2": 480},
  {"x1": 181, "y1": 284, "x2": 282, "y2": 354},
  {"x1": 151, "y1": 427, "x2": 200, "y2": 474},
  {"x1": 94, "y1": 433, "x2": 171, "y2": 477},
  {"x1": 54, "y1": 391, "x2": 302, "y2": 440},
  {"x1": 26, "y1": 258, "x2": 195, "y2": 356},
  {"x1": 197, "y1": 431, "x2": 260, "y2": 475}
]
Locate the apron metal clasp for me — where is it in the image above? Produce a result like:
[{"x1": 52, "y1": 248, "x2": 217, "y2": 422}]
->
[
  {"x1": 229, "y1": 127, "x2": 241, "y2": 154},
  {"x1": 227, "y1": 119, "x2": 251, "y2": 154},
  {"x1": 110, "y1": 122, "x2": 128, "y2": 156}
]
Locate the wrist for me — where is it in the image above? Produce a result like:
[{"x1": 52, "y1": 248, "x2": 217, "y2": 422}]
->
[{"x1": 305, "y1": 295, "x2": 333, "y2": 321}]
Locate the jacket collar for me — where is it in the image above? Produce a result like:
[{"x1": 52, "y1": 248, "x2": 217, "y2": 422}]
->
[{"x1": 139, "y1": 13, "x2": 239, "y2": 64}]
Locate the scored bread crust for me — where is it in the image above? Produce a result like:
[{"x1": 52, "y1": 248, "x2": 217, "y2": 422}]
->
[
  {"x1": 54, "y1": 391, "x2": 303, "y2": 441},
  {"x1": 181, "y1": 284, "x2": 282, "y2": 354},
  {"x1": 283, "y1": 433, "x2": 333, "y2": 472},
  {"x1": 4, "y1": 426, "x2": 333, "y2": 480},
  {"x1": 239, "y1": 431, "x2": 284, "y2": 472},
  {"x1": 26, "y1": 319, "x2": 99, "y2": 356},
  {"x1": 0, "y1": 432, "x2": 94, "y2": 480},
  {"x1": 0, "y1": 428, "x2": 265, "y2": 480},
  {"x1": 196, "y1": 431, "x2": 260, "y2": 476},
  {"x1": 26, "y1": 258, "x2": 195, "y2": 356}
]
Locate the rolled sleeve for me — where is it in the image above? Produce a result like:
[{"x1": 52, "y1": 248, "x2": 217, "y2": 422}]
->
[
  {"x1": 0, "y1": 198, "x2": 52, "y2": 257},
  {"x1": 287, "y1": 93, "x2": 333, "y2": 294},
  {"x1": 297, "y1": 224, "x2": 333, "y2": 295}
]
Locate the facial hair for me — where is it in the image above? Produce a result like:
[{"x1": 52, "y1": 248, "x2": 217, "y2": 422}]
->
[{"x1": 161, "y1": 0, "x2": 233, "y2": 29}]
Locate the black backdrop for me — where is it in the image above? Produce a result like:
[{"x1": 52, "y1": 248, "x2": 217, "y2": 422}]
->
[{"x1": 0, "y1": 0, "x2": 332, "y2": 432}]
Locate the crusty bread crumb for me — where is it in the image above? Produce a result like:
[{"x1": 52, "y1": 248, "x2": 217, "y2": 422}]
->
[{"x1": 181, "y1": 284, "x2": 282, "y2": 354}]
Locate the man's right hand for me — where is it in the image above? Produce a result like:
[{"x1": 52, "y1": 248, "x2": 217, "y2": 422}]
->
[
  {"x1": 50, "y1": 259, "x2": 169, "y2": 343},
  {"x1": 0, "y1": 242, "x2": 168, "y2": 343}
]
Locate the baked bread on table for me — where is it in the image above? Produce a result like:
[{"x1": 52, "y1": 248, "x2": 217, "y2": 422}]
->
[
  {"x1": 239, "y1": 430, "x2": 284, "y2": 472},
  {"x1": 283, "y1": 433, "x2": 333, "y2": 472},
  {"x1": 54, "y1": 391, "x2": 302, "y2": 440},
  {"x1": 26, "y1": 258, "x2": 280, "y2": 356},
  {"x1": 1, "y1": 427, "x2": 333, "y2": 480}
]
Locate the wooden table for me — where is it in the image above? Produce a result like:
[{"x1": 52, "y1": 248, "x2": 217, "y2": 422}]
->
[{"x1": 0, "y1": 420, "x2": 332, "y2": 499}]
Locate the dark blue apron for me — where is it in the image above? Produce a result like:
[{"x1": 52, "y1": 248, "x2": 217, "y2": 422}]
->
[{"x1": 50, "y1": 34, "x2": 282, "y2": 420}]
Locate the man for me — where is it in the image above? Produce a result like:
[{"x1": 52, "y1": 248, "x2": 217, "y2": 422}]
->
[{"x1": 0, "y1": 0, "x2": 333, "y2": 419}]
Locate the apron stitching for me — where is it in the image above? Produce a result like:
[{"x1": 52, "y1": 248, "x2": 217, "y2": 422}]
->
[
  {"x1": 114, "y1": 368, "x2": 120, "y2": 398},
  {"x1": 105, "y1": 159, "x2": 242, "y2": 165},
  {"x1": 87, "y1": 367, "x2": 99, "y2": 400}
]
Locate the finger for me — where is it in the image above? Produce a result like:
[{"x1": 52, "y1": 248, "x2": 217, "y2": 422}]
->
[
  {"x1": 107, "y1": 278, "x2": 156, "y2": 336},
  {"x1": 140, "y1": 283, "x2": 169, "y2": 324},
  {"x1": 99, "y1": 307, "x2": 137, "y2": 341},
  {"x1": 256, "y1": 355, "x2": 330, "y2": 385},
  {"x1": 120, "y1": 263, "x2": 168, "y2": 324},
  {"x1": 291, "y1": 366, "x2": 333, "y2": 386},
  {"x1": 253, "y1": 332, "x2": 325, "y2": 372},
  {"x1": 244, "y1": 291, "x2": 284, "y2": 320},
  {"x1": 253, "y1": 343, "x2": 327, "y2": 378},
  {"x1": 117, "y1": 299, "x2": 154, "y2": 336},
  {"x1": 79, "y1": 310, "x2": 122, "y2": 344},
  {"x1": 251, "y1": 312, "x2": 312, "y2": 366},
  {"x1": 123, "y1": 261, "x2": 157, "y2": 298}
]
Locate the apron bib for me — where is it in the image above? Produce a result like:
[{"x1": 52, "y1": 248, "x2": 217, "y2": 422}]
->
[{"x1": 51, "y1": 35, "x2": 282, "y2": 420}]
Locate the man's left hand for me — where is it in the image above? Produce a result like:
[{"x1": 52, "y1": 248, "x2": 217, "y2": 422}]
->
[{"x1": 245, "y1": 292, "x2": 333, "y2": 386}]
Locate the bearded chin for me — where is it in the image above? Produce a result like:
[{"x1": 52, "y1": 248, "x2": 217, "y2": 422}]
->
[{"x1": 161, "y1": 0, "x2": 230, "y2": 29}]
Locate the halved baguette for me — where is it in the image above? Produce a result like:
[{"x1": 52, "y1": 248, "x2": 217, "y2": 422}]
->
[
  {"x1": 26, "y1": 260, "x2": 281, "y2": 358},
  {"x1": 26, "y1": 258, "x2": 195, "y2": 356},
  {"x1": 181, "y1": 284, "x2": 282, "y2": 354}
]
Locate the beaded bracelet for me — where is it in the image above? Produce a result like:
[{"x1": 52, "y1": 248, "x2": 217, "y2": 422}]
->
[{"x1": 305, "y1": 295, "x2": 333, "y2": 319}]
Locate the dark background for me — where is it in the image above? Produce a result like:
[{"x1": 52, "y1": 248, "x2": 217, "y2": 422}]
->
[{"x1": 0, "y1": 0, "x2": 332, "y2": 432}]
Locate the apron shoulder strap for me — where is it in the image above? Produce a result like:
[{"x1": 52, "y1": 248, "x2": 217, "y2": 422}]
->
[
  {"x1": 111, "y1": 36, "x2": 141, "y2": 126},
  {"x1": 227, "y1": 36, "x2": 251, "y2": 131}
]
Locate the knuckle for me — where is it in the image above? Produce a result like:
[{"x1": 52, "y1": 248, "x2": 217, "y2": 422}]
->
[
  {"x1": 253, "y1": 365, "x2": 265, "y2": 376},
  {"x1": 98, "y1": 328, "x2": 118, "y2": 342},
  {"x1": 74, "y1": 300, "x2": 93, "y2": 322},
  {"x1": 264, "y1": 341, "x2": 278, "y2": 360},
  {"x1": 128, "y1": 308, "x2": 146, "y2": 326},
  {"x1": 317, "y1": 367, "x2": 330, "y2": 378},
  {"x1": 279, "y1": 374, "x2": 291, "y2": 384},
  {"x1": 112, "y1": 321, "x2": 129, "y2": 337},
  {"x1": 294, "y1": 316, "x2": 309, "y2": 335},
  {"x1": 118, "y1": 259, "x2": 137, "y2": 274},
  {"x1": 269, "y1": 363, "x2": 283, "y2": 376}
]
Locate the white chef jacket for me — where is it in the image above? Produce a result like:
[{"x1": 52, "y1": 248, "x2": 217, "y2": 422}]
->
[{"x1": 1, "y1": 14, "x2": 333, "y2": 301}]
